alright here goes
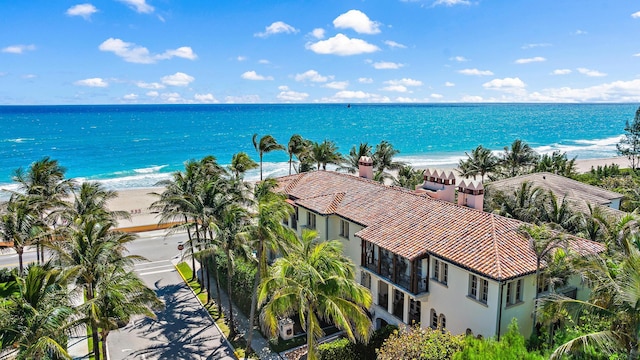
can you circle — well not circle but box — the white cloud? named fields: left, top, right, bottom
left=237, top=56, right=247, bottom=61
left=160, top=92, right=185, bottom=103
left=311, top=28, right=325, bottom=39
left=334, top=90, right=374, bottom=99
left=450, top=56, right=468, bottom=62
left=395, top=97, right=422, bottom=103
left=258, top=59, right=270, bottom=64
left=577, top=67, right=607, bottom=77
left=194, top=93, right=219, bottom=103
left=461, top=95, right=484, bottom=102
left=99, top=38, right=197, bottom=64
left=118, top=0, right=154, bottom=14
left=634, top=53, right=640, bottom=57
left=521, top=43, right=551, bottom=49
left=445, top=81, right=455, bottom=87
left=136, top=81, right=165, bottom=89
left=515, top=56, right=546, bottom=64
left=333, top=10, right=381, bottom=34
left=277, top=89, right=309, bottom=101
left=241, top=71, right=273, bottom=81
left=552, top=69, right=572, bottom=75
left=225, top=95, right=261, bottom=103
left=294, top=70, right=330, bottom=82
left=384, top=40, right=406, bottom=49
left=146, top=91, right=159, bottom=97
left=123, top=93, right=138, bottom=100
left=22, top=74, right=36, bottom=79
left=324, top=81, right=349, bottom=90
left=385, top=78, right=422, bottom=86
left=66, top=4, right=98, bottom=20
left=574, top=29, right=587, bottom=35
left=74, top=78, right=108, bottom=87
left=632, top=11, right=640, bottom=18
left=381, top=85, right=408, bottom=92
left=161, top=72, right=194, bottom=86
left=482, top=77, right=526, bottom=94
left=306, top=34, right=379, bottom=56
left=458, top=68, right=494, bottom=76
left=431, top=93, right=444, bottom=99
left=255, top=21, right=298, bottom=38
left=358, top=77, right=373, bottom=84
left=2, top=44, right=36, bottom=54
left=434, top=0, right=470, bottom=6
left=372, top=61, right=404, bottom=69
left=536, top=79, right=640, bottom=102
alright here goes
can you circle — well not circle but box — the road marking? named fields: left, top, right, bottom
left=133, top=264, right=174, bottom=271
left=138, top=268, right=176, bottom=276
left=134, top=260, right=172, bottom=266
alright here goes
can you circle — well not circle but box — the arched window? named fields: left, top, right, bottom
left=439, top=314, right=446, bottom=329
left=430, top=309, right=438, bottom=329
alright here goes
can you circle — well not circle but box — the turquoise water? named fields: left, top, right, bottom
left=0, top=103, right=635, bottom=190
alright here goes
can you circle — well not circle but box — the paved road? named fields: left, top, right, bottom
left=107, top=231, right=236, bottom=360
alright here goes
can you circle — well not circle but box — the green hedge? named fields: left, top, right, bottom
left=318, top=325, right=397, bottom=360
left=202, top=250, right=256, bottom=316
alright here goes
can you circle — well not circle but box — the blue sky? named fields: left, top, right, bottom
left=2, top=0, right=640, bottom=104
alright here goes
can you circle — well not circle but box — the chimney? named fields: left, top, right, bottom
left=457, top=179, right=484, bottom=211
left=416, top=168, right=456, bottom=202
left=358, top=156, right=373, bottom=179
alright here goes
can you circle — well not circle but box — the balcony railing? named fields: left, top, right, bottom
left=397, top=273, right=411, bottom=291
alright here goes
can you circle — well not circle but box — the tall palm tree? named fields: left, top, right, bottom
left=49, top=221, right=140, bottom=360
left=541, top=191, right=579, bottom=233
left=338, top=142, right=372, bottom=174
left=310, top=140, right=343, bottom=171
left=258, top=229, right=373, bottom=360
left=12, top=157, right=73, bottom=263
left=500, top=139, right=539, bottom=177
left=245, top=179, right=296, bottom=355
left=488, top=181, right=546, bottom=224
left=393, top=165, right=423, bottom=190
left=458, top=145, right=499, bottom=182
left=229, top=151, right=258, bottom=179
left=253, top=134, right=285, bottom=180
left=372, top=140, right=405, bottom=177
left=0, top=263, right=77, bottom=360
left=575, top=203, right=609, bottom=243
left=534, top=151, right=577, bottom=177
left=88, top=263, right=163, bottom=360
left=62, top=182, right=130, bottom=226
left=287, top=134, right=308, bottom=175
left=0, top=197, right=39, bottom=274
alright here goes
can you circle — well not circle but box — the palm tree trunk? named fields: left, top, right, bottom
left=212, top=255, right=222, bottom=314
left=246, top=241, right=262, bottom=356
left=307, top=316, right=316, bottom=360
left=226, top=251, right=235, bottom=337
left=36, top=243, right=40, bottom=263
left=17, top=248, right=23, bottom=275
left=101, top=331, right=109, bottom=360
left=87, top=285, right=101, bottom=360
left=260, top=154, right=263, bottom=181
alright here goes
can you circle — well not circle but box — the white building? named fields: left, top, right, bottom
left=276, top=165, right=603, bottom=339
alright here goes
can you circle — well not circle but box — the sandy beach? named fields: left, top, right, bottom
left=110, top=156, right=631, bottom=229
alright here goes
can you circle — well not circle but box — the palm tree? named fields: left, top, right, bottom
left=287, top=134, right=308, bottom=175
left=487, top=181, right=546, bottom=224
left=541, top=191, right=579, bottom=232
left=518, top=224, right=567, bottom=334
left=258, top=229, right=373, bottom=360
left=539, top=248, right=640, bottom=359
left=49, top=221, right=140, bottom=360
left=245, top=179, right=296, bottom=355
left=89, top=263, right=163, bottom=360
left=458, top=145, right=499, bottom=182
left=575, top=203, right=609, bottom=243
left=393, top=165, right=423, bottom=190
left=229, top=152, right=258, bottom=179
left=253, top=134, right=285, bottom=180
left=0, top=263, right=77, bottom=360
left=500, top=139, right=539, bottom=177
left=534, top=151, right=577, bottom=177
left=12, top=157, right=74, bottom=263
left=338, top=142, right=372, bottom=174
left=0, top=197, right=39, bottom=274
left=310, top=140, right=343, bottom=171
left=372, top=140, right=405, bottom=177
left=62, top=182, right=130, bottom=226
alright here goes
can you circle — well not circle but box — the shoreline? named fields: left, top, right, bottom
left=109, top=156, right=631, bottom=229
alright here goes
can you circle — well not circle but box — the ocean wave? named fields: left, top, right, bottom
left=532, top=135, right=623, bottom=159
left=133, top=165, right=168, bottom=174
left=4, top=138, right=35, bottom=143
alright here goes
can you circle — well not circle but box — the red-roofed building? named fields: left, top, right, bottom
left=276, top=168, right=604, bottom=339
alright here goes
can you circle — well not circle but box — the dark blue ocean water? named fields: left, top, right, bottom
left=0, top=103, right=635, bottom=190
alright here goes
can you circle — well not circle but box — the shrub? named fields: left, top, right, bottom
left=376, top=325, right=464, bottom=360
left=454, top=319, right=543, bottom=360
left=318, top=338, right=356, bottom=360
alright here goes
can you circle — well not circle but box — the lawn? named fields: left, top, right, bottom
left=175, top=262, right=256, bottom=359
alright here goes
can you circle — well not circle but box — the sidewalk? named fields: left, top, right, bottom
left=190, top=259, right=284, bottom=360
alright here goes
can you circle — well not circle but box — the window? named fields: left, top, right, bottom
left=432, top=259, right=448, bottom=285
left=340, top=220, right=349, bottom=238
left=506, top=279, right=523, bottom=305
left=439, top=314, right=446, bottom=329
left=430, top=309, right=438, bottom=329
left=537, top=275, right=549, bottom=294
left=468, top=274, right=489, bottom=304
left=307, top=212, right=316, bottom=229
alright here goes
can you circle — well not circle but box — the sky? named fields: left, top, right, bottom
left=2, top=0, right=640, bottom=105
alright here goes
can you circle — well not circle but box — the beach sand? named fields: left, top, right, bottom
left=110, top=157, right=631, bottom=229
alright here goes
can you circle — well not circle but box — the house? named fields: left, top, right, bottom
left=487, top=172, right=625, bottom=219
left=275, top=161, right=604, bottom=339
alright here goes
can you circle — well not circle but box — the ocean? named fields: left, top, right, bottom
left=0, top=103, right=635, bottom=192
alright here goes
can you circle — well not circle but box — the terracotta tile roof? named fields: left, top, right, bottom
left=277, top=171, right=605, bottom=281
left=488, top=172, right=625, bottom=219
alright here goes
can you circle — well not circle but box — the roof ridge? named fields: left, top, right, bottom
left=283, top=173, right=305, bottom=193
left=490, top=214, right=504, bottom=280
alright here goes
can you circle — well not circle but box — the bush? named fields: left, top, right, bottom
left=318, top=338, right=356, bottom=360
left=201, top=250, right=256, bottom=316
left=317, top=325, right=397, bottom=360
left=377, top=325, right=464, bottom=360
left=454, top=319, right=543, bottom=360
